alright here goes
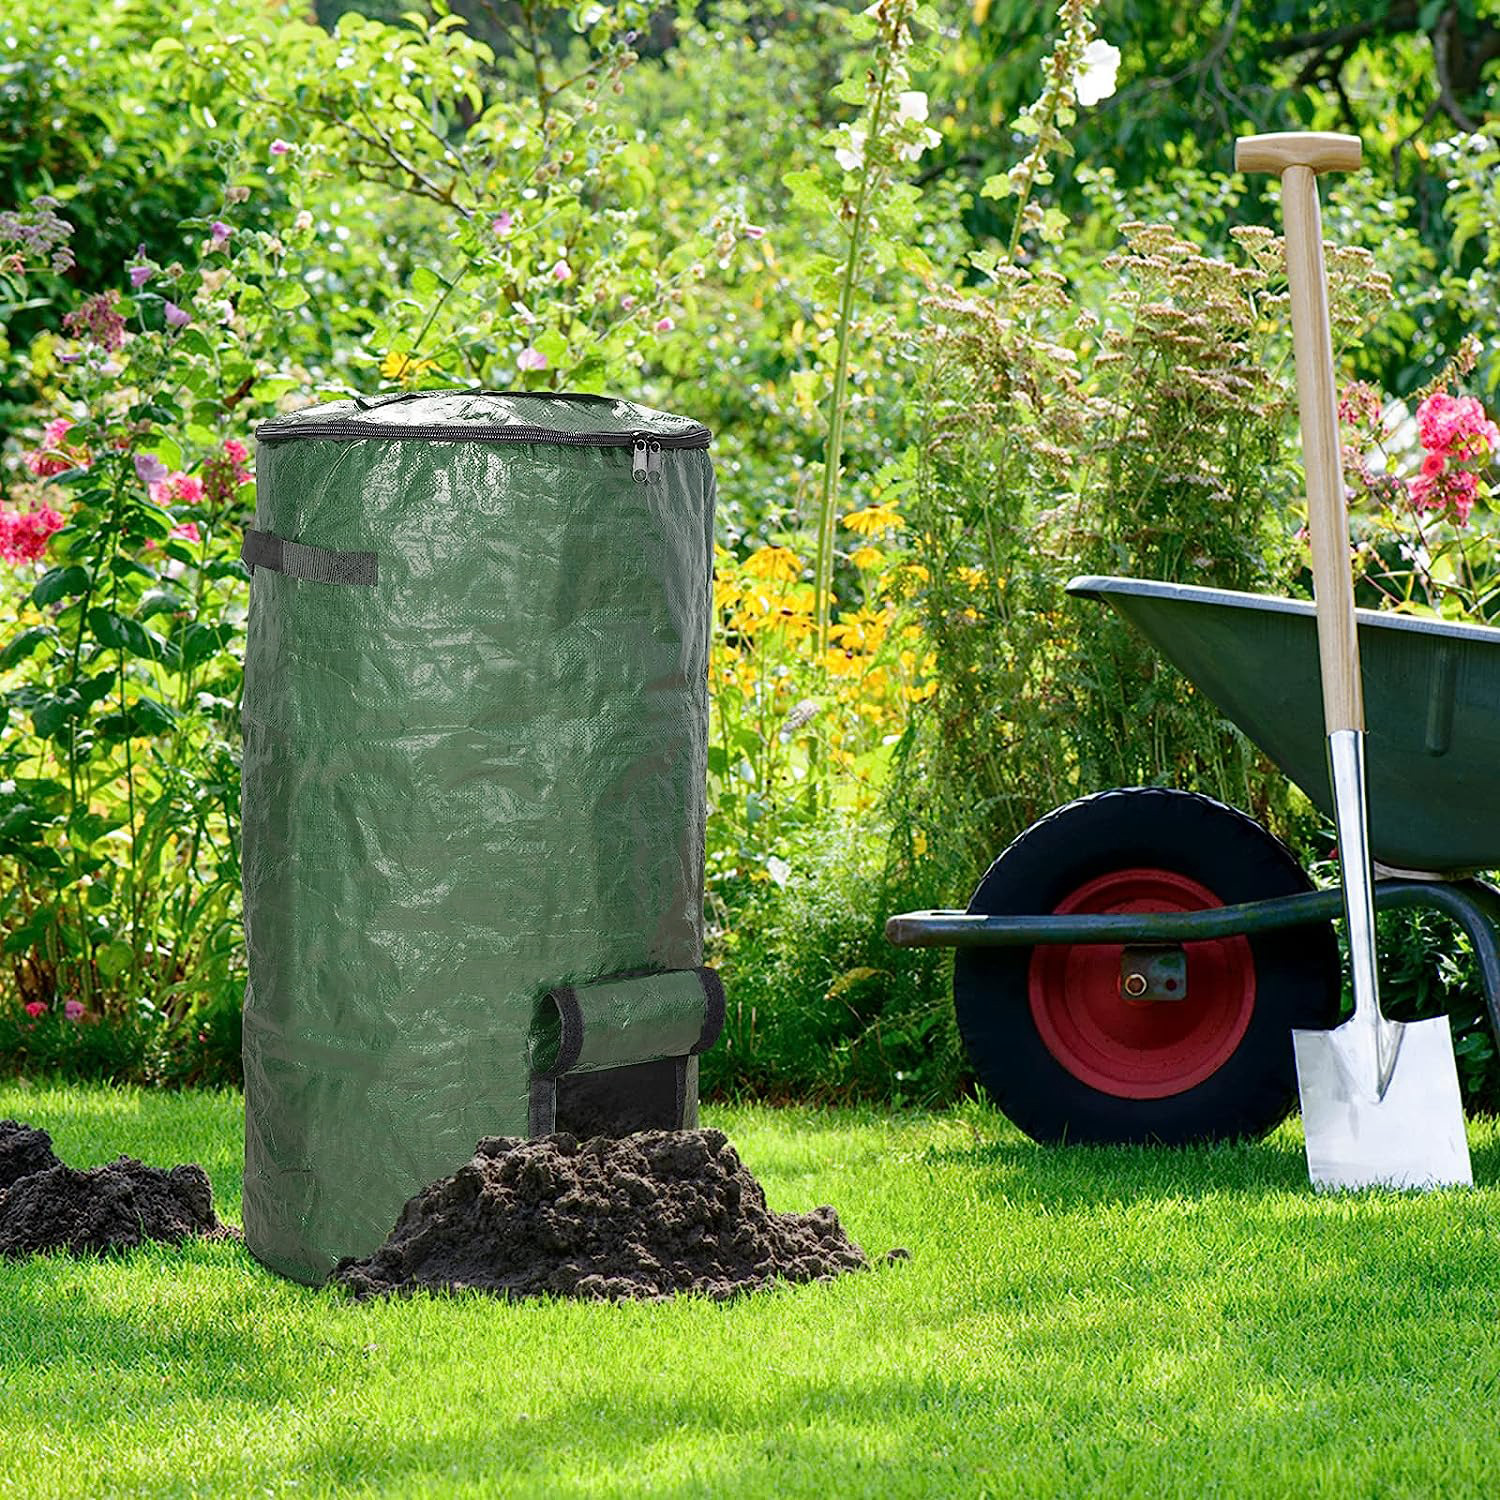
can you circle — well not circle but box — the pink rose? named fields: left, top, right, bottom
left=23, top=1001, right=47, bottom=1018
left=64, top=999, right=85, bottom=1022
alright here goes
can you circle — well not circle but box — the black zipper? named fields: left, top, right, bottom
left=254, top=419, right=712, bottom=451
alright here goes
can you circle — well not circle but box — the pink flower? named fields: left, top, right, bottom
left=134, top=453, right=169, bottom=487
left=550, top=259, right=572, bottom=282
left=620, top=294, right=637, bottom=310
left=149, top=471, right=205, bottom=506
left=204, top=439, right=252, bottom=505
left=1417, top=391, right=1500, bottom=460
left=23, top=418, right=89, bottom=478
left=64, top=999, right=85, bottom=1022
left=23, top=1001, right=47, bottom=1019
left=0, top=506, right=66, bottom=564
left=653, top=316, right=675, bottom=334
left=62, top=289, right=126, bottom=351
left=516, top=346, right=548, bottom=372
left=742, top=224, right=767, bottom=241
left=1337, top=381, right=1382, bottom=431
left=270, top=139, right=292, bottom=157
left=164, top=301, right=190, bottom=328
left=491, top=211, right=515, bottom=237
left=209, top=222, right=232, bottom=251
left=171, top=521, right=201, bottom=544
left=129, top=264, right=153, bottom=289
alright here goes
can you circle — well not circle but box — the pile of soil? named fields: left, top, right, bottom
left=332, top=1128, right=874, bottom=1302
left=0, top=1119, right=235, bottom=1257
left=0, top=1119, right=61, bottom=1190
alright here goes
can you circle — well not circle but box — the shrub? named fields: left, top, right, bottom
left=704, top=813, right=956, bottom=1107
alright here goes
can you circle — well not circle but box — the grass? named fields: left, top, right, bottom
left=4, top=1084, right=1500, bottom=1498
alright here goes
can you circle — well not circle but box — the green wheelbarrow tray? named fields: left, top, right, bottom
left=1068, top=575, right=1500, bottom=876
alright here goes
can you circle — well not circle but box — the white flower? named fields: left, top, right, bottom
left=899, top=126, right=942, bottom=163
left=896, top=90, right=929, bottom=124
left=834, top=126, right=866, bottom=172
left=1074, top=39, right=1121, bottom=108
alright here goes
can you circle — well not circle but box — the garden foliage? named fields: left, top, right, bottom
left=2, top=0, right=1498, bottom=1104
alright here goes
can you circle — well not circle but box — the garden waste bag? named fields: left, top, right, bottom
left=239, top=391, right=721, bottom=1285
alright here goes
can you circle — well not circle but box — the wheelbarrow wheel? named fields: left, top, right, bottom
left=954, top=787, right=1341, bottom=1145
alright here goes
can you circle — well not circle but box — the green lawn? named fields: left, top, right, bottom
left=4, top=1084, right=1500, bottom=1498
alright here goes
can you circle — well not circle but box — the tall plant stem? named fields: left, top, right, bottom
left=812, top=53, right=898, bottom=663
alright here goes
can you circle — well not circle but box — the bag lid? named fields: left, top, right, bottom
left=255, top=390, right=711, bottom=448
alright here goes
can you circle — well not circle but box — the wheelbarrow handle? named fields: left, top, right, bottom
left=1236, top=131, right=1364, bottom=734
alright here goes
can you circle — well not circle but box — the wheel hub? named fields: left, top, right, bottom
left=1028, top=867, right=1256, bottom=1100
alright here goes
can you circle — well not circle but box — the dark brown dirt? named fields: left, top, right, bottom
left=0, top=1119, right=61, bottom=1191
left=0, top=1119, right=236, bottom=1258
left=331, top=1128, right=870, bottom=1302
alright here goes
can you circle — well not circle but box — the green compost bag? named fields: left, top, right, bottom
left=240, top=392, right=720, bottom=1284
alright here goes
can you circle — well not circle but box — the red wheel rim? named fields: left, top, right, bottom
left=1028, top=867, right=1256, bottom=1100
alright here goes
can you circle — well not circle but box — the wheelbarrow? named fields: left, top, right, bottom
left=884, top=575, right=1500, bottom=1148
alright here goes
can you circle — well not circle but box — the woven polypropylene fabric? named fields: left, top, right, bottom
left=240, top=393, right=716, bottom=1285
left=528, top=968, right=724, bottom=1079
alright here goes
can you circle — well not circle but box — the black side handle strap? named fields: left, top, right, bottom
left=241, top=529, right=378, bottom=586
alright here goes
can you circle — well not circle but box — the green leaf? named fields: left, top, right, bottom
left=32, top=565, right=92, bottom=607
left=783, top=169, right=835, bottom=217
left=270, top=280, right=309, bottom=310
left=138, top=588, right=188, bottom=621
left=0, top=626, right=57, bottom=669
left=410, top=267, right=446, bottom=296
left=181, top=620, right=236, bottom=668
left=534, top=328, right=569, bottom=365
left=96, top=696, right=178, bottom=739
left=88, top=608, right=179, bottom=666
left=252, top=374, right=301, bottom=400
left=95, top=940, right=136, bottom=979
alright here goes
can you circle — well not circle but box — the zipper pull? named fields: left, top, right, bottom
left=647, top=439, right=664, bottom=482
left=631, top=437, right=649, bottom=483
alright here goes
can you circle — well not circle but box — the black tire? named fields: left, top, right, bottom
left=955, top=788, right=1340, bottom=1145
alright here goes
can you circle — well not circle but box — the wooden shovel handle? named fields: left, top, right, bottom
left=1236, top=132, right=1364, bottom=733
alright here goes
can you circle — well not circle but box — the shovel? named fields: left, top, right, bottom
left=1235, top=131, right=1472, bottom=1190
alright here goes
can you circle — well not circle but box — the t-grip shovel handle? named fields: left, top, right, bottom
left=1236, top=131, right=1399, bottom=1095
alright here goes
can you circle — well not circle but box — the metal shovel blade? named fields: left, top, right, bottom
left=1293, top=1016, right=1473, bottom=1190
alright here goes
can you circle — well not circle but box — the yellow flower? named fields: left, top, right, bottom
left=379, top=350, right=437, bottom=381
left=742, top=545, right=804, bottom=582
left=956, top=565, right=986, bottom=590
left=850, top=545, right=884, bottom=570
left=842, top=504, right=905, bottom=536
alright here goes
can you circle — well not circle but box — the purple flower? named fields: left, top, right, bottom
left=134, top=453, right=168, bottom=487
left=209, top=222, right=231, bottom=250
left=269, top=139, right=292, bottom=157
left=516, top=347, right=548, bottom=372
left=742, top=224, right=767, bottom=241
left=164, top=301, right=190, bottom=328
left=64, top=999, right=85, bottom=1022
left=129, top=264, right=153, bottom=288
